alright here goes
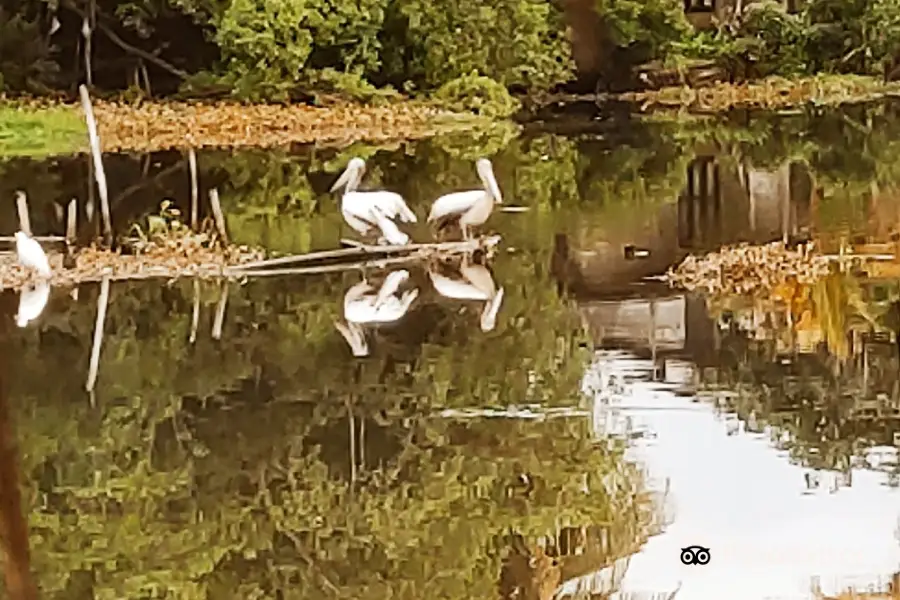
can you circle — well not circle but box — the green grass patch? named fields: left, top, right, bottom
left=0, top=103, right=86, bottom=158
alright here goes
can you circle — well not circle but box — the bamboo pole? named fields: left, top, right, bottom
left=78, top=84, right=112, bottom=241
left=85, top=273, right=111, bottom=392
left=208, top=188, right=228, bottom=244
left=211, top=280, right=228, bottom=340
left=188, top=149, right=199, bottom=230
left=14, top=192, right=30, bottom=236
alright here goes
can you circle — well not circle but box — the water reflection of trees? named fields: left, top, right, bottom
left=8, top=242, right=656, bottom=598
left=698, top=310, right=900, bottom=477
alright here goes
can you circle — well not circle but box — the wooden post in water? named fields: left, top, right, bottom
left=208, top=188, right=228, bottom=244
left=86, top=274, right=111, bottom=393
left=66, top=199, right=78, bottom=244
left=0, top=294, right=37, bottom=600
left=14, top=192, right=30, bottom=236
left=348, top=402, right=357, bottom=484
left=79, top=84, right=112, bottom=242
left=189, top=279, right=200, bottom=344
left=188, top=149, right=199, bottom=230
left=211, top=280, right=228, bottom=340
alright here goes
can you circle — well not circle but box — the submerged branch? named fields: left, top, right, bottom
left=234, top=235, right=502, bottom=271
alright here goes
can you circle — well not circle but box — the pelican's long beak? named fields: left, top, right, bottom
left=478, top=159, right=503, bottom=204
left=330, top=162, right=362, bottom=193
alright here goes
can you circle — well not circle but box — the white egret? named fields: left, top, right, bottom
left=330, top=158, right=417, bottom=240
left=16, top=280, right=51, bottom=328
left=343, top=270, right=419, bottom=325
left=427, top=158, right=502, bottom=240
left=14, top=231, right=51, bottom=278
left=428, top=254, right=505, bottom=331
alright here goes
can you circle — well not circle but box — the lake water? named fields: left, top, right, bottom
left=1, top=101, right=900, bottom=599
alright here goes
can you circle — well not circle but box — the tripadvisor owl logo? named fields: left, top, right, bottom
left=680, top=546, right=710, bottom=565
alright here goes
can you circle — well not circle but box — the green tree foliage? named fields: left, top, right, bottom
left=595, top=0, right=691, bottom=61
left=389, top=0, right=572, bottom=92
left=677, top=0, right=900, bottom=79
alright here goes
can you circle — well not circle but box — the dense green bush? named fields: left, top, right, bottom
left=433, top=73, right=522, bottom=118
left=676, top=0, right=900, bottom=79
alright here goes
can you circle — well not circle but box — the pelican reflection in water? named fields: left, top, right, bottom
left=335, top=269, right=420, bottom=356
left=428, top=253, right=505, bottom=332
left=16, top=280, right=51, bottom=328
left=330, top=157, right=417, bottom=245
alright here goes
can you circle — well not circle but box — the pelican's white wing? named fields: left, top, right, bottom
left=429, top=270, right=492, bottom=300
left=343, top=280, right=376, bottom=313
left=345, top=299, right=379, bottom=324
left=374, top=270, right=410, bottom=308
left=370, top=207, right=410, bottom=246
left=342, top=209, right=375, bottom=235
left=384, top=194, right=417, bottom=223
left=17, top=280, right=51, bottom=328
left=428, top=190, right=485, bottom=222
left=345, top=288, right=418, bottom=324
left=375, top=288, right=418, bottom=321
left=342, top=191, right=416, bottom=224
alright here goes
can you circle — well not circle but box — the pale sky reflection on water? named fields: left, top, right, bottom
left=570, top=351, right=900, bottom=600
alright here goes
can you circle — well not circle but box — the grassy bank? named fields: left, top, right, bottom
left=0, top=103, right=86, bottom=157
left=0, top=98, right=503, bottom=158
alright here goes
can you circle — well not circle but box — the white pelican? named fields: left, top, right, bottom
left=427, top=158, right=502, bottom=240
left=428, top=254, right=505, bottom=331
left=330, top=157, right=417, bottom=240
left=14, top=231, right=51, bottom=278
left=343, top=270, right=419, bottom=325
left=16, top=280, right=51, bottom=328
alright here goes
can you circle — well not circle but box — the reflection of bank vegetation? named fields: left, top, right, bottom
left=6, top=194, right=656, bottom=598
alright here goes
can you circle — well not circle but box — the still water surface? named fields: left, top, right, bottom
left=2, top=103, right=900, bottom=599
